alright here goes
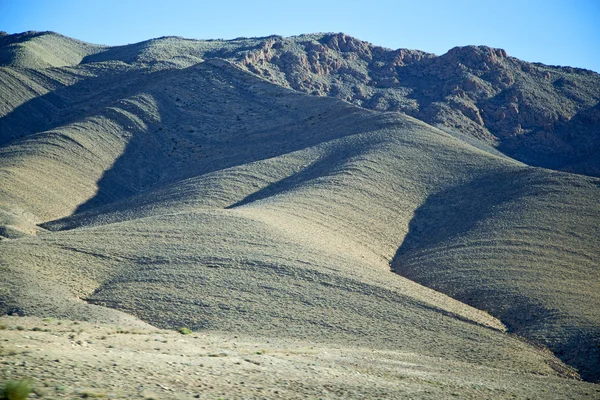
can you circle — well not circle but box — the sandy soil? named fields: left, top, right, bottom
left=2, top=316, right=598, bottom=399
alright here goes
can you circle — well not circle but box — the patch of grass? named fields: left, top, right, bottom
left=178, top=327, right=192, bottom=335
left=0, top=324, right=6, bottom=330
left=0, top=379, right=33, bottom=400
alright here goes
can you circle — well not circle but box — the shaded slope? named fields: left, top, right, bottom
left=231, top=34, right=600, bottom=176
left=0, top=57, right=579, bottom=384
left=392, top=169, right=600, bottom=381
left=0, top=58, right=384, bottom=222
left=1, top=141, right=577, bottom=386
left=0, top=62, right=164, bottom=146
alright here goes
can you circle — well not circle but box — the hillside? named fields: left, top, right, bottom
left=3, top=32, right=600, bottom=176
left=1, top=31, right=599, bottom=396
left=0, top=30, right=103, bottom=69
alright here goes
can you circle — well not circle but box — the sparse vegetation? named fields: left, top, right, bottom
left=0, top=379, right=33, bottom=400
left=178, top=327, right=192, bottom=335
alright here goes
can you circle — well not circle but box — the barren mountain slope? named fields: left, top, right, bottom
left=1, top=31, right=599, bottom=393
left=0, top=30, right=103, bottom=69
left=391, top=169, right=600, bottom=381
left=4, top=31, right=600, bottom=176
left=230, top=33, right=600, bottom=176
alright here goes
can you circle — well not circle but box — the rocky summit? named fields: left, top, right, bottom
left=0, top=31, right=599, bottom=398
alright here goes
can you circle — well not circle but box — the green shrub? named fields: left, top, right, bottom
left=0, top=379, right=33, bottom=400
left=178, top=327, right=192, bottom=335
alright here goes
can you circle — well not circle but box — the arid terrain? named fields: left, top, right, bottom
left=1, top=31, right=599, bottom=398
left=2, top=316, right=599, bottom=399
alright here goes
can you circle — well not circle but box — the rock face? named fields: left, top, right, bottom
left=227, top=34, right=600, bottom=176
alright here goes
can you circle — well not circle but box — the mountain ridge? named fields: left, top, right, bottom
left=2, top=30, right=600, bottom=177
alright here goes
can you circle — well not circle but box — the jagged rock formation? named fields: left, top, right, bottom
left=231, top=33, right=600, bottom=176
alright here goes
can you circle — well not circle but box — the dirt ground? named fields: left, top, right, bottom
left=1, top=316, right=598, bottom=399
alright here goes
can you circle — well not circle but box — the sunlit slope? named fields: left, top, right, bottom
left=72, top=32, right=600, bottom=177
left=5, top=31, right=600, bottom=176
left=0, top=59, right=374, bottom=223
left=0, top=56, right=576, bottom=379
left=0, top=31, right=104, bottom=69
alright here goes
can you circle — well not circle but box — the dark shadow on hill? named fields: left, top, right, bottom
left=391, top=169, right=600, bottom=382
left=226, top=142, right=376, bottom=209
left=492, top=102, right=600, bottom=177
left=0, top=65, right=174, bottom=146
left=391, top=170, right=524, bottom=257
left=32, top=59, right=387, bottom=219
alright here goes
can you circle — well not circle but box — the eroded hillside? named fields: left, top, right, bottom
left=1, top=31, right=599, bottom=394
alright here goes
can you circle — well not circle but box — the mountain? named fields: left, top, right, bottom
left=1, top=31, right=599, bottom=396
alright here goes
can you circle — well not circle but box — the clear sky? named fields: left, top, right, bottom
left=1, top=0, right=599, bottom=72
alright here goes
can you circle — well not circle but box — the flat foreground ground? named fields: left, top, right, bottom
left=1, top=316, right=598, bottom=399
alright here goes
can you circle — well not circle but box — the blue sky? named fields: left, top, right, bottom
left=1, top=0, right=599, bottom=72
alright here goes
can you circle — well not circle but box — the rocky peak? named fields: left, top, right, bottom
left=441, top=45, right=509, bottom=72
left=319, top=33, right=372, bottom=55
left=232, top=34, right=600, bottom=176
